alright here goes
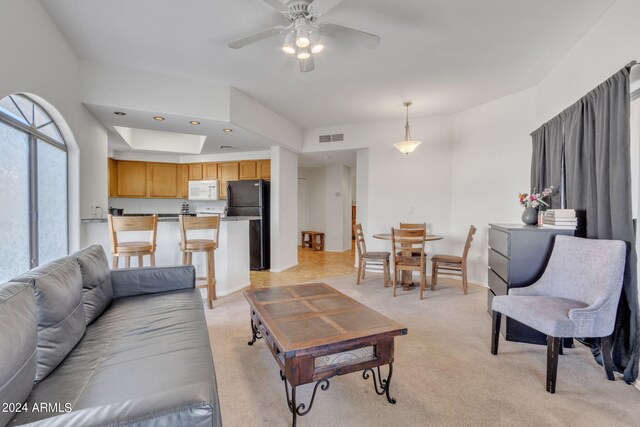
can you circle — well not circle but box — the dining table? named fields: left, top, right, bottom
left=373, top=233, right=444, bottom=291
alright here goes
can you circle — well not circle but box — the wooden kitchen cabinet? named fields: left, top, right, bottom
left=218, top=162, right=239, bottom=199
left=239, top=161, right=258, bottom=180
left=147, top=163, right=178, bottom=198
left=257, top=160, right=271, bottom=179
left=178, top=164, right=189, bottom=198
left=189, top=163, right=203, bottom=180
left=108, top=158, right=118, bottom=197
left=116, top=161, right=147, bottom=197
left=203, top=162, right=218, bottom=179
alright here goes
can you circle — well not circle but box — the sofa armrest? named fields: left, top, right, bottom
left=111, top=265, right=195, bottom=298
left=21, top=383, right=221, bottom=427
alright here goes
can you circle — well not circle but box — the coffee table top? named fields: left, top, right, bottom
left=244, top=283, right=407, bottom=357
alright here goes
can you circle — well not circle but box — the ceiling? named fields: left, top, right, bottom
left=40, top=0, right=614, bottom=129
left=85, top=103, right=274, bottom=154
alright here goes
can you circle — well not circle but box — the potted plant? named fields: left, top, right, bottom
left=518, top=187, right=554, bottom=225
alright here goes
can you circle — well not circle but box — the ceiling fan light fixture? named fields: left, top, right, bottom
left=297, top=46, right=311, bottom=60
left=394, top=102, right=422, bottom=155
left=299, top=54, right=315, bottom=73
left=309, top=31, right=324, bottom=53
left=282, top=31, right=296, bottom=54
left=295, top=22, right=310, bottom=48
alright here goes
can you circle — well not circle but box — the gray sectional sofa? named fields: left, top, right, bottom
left=0, top=245, right=222, bottom=427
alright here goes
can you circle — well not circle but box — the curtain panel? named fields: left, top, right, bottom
left=531, top=67, right=639, bottom=384
left=530, top=117, right=564, bottom=208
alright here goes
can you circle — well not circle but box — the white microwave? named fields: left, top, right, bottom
left=188, top=180, right=219, bottom=201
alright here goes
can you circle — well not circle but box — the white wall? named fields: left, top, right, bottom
left=0, top=0, right=108, bottom=251
left=298, top=167, right=327, bottom=234
left=325, top=165, right=352, bottom=252
left=304, top=116, right=455, bottom=258
left=450, top=88, right=538, bottom=283
left=270, top=146, right=298, bottom=272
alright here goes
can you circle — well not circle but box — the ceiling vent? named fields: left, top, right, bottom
left=318, top=133, right=344, bottom=143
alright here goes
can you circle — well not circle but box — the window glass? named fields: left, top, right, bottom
left=0, top=96, right=28, bottom=125
left=37, top=139, right=68, bottom=264
left=0, top=122, right=30, bottom=281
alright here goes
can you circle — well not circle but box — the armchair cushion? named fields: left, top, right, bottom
left=492, top=295, right=588, bottom=337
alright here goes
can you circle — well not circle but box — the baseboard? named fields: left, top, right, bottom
left=214, top=282, right=251, bottom=297
left=354, top=268, right=489, bottom=288
left=270, top=262, right=298, bottom=273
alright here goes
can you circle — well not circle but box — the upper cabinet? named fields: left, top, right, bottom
left=239, top=161, right=257, bottom=180
left=218, top=162, right=239, bottom=200
left=189, top=163, right=203, bottom=181
left=108, top=158, right=270, bottom=199
left=116, top=161, right=147, bottom=197
left=203, top=163, right=218, bottom=180
left=257, top=160, right=271, bottom=179
left=147, top=163, right=178, bottom=198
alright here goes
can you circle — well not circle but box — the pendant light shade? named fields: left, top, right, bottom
left=282, top=31, right=296, bottom=54
left=394, top=101, right=421, bottom=155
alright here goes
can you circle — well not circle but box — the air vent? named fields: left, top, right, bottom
left=318, top=134, right=344, bottom=143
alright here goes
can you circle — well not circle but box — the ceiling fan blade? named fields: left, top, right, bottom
left=261, top=0, right=288, bottom=13
left=308, top=0, right=344, bottom=16
left=319, top=23, right=380, bottom=49
left=227, top=26, right=285, bottom=49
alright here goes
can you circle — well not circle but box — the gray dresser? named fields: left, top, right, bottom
left=488, top=224, right=575, bottom=345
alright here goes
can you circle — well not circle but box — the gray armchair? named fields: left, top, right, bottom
left=491, top=235, right=626, bottom=393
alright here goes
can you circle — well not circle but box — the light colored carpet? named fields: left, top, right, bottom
left=203, top=274, right=640, bottom=427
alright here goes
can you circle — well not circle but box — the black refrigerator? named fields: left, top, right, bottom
left=226, top=179, right=270, bottom=270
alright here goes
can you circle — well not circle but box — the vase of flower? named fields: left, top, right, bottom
left=518, top=187, right=554, bottom=226
left=521, top=206, right=538, bottom=225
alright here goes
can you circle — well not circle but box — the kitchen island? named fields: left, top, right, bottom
left=81, top=215, right=258, bottom=297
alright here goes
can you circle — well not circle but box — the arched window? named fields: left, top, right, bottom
left=0, top=94, right=68, bottom=281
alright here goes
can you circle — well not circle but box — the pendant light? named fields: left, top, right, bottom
left=393, top=101, right=422, bottom=155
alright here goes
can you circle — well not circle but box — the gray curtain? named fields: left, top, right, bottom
left=530, top=117, right=564, bottom=208
left=563, top=67, right=639, bottom=384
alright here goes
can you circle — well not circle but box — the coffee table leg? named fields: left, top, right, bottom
left=280, top=370, right=330, bottom=427
left=247, top=318, right=262, bottom=346
left=362, top=363, right=396, bottom=404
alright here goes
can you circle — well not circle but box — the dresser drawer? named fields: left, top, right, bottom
left=488, top=268, right=508, bottom=296
left=489, top=228, right=510, bottom=257
left=488, top=249, right=509, bottom=283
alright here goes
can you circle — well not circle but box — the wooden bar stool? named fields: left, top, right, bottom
left=107, top=214, right=158, bottom=269
left=179, top=214, right=220, bottom=309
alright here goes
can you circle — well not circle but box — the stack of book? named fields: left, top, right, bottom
left=542, top=209, right=580, bottom=229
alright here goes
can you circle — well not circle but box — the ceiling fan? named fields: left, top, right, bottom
left=227, top=0, right=381, bottom=72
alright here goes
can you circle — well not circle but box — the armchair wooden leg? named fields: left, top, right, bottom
left=601, top=335, right=615, bottom=381
left=357, top=257, right=363, bottom=284
left=491, top=311, right=501, bottom=355
left=431, top=262, right=437, bottom=291
left=546, top=336, right=561, bottom=393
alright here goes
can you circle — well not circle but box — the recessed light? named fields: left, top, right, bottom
left=114, top=111, right=126, bottom=116
left=153, top=116, right=165, bottom=121
left=222, top=128, right=233, bottom=133
left=189, top=121, right=201, bottom=125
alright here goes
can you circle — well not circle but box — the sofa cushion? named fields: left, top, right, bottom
left=0, top=282, right=37, bottom=427
left=70, top=245, right=113, bottom=324
left=13, top=258, right=86, bottom=382
left=9, top=288, right=220, bottom=426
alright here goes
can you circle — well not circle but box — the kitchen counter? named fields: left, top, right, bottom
left=81, top=215, right=260, bottom=223
left=81, top=216, right=255, bottom=297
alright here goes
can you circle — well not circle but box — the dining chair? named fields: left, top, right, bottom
left=431, top=225, right=477, bottom=294
left=108, top=214, right=158, bottom=269
left=179, top=214, right=220, bottom=309
left=355, top=223, right=390, bottom=287
left=399, top=222, right=428, bottom=272
left=491, top=235, right=626, bottom=393
left=391, top=227, right=427, bottom=299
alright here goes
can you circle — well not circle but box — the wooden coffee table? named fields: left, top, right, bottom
left=244, top=283, right=408, bottom=426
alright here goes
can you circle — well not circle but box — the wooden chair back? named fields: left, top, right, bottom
left=461, top=225, right=477, bottom=261
left=355, top=223, right=367, bottom=257
left=399, top=222, right=427, bottom=230
left=391, top=227, right=426, bottom=266
left=107, top=214, right=158, bottom=252
left=179, top=214, right=221, bottom=248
